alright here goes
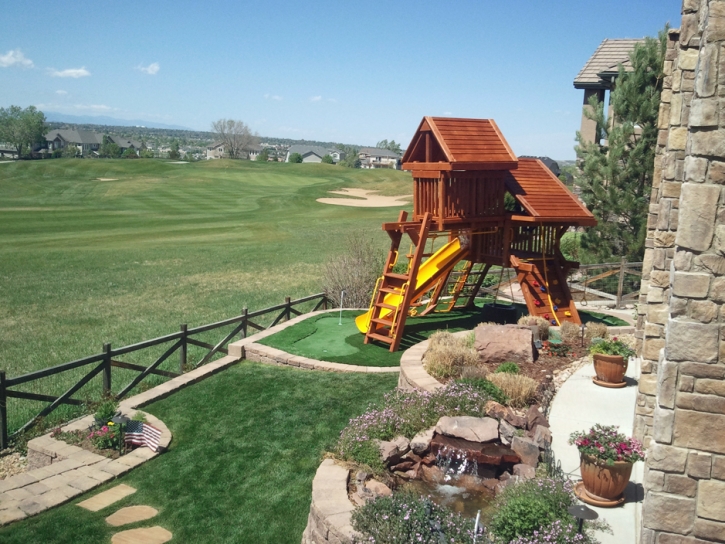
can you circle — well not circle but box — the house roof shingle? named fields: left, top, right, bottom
left=573, top=39, right=644, bottom=89
left=46, top=129, right=103, bottom=145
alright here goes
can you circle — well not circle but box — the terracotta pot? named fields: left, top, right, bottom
left=592, top=353, right=627, bottom=384
left=580, top=454, right=632, bottom=501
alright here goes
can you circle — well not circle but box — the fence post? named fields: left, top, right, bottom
left=103, top=343, right=112, bottom=397
left=285, top=296, right=291, bottom=321
left=616, top=256, right=627, bottom=308
left=241, top=307, right=248, bottom=339
left=0, top=371, right=7, bottom=450
left=323, top=296, right=328, bottom=310
left=179, top=324, right=187, bottom=373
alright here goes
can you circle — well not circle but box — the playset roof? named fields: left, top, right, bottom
left=505, top=158, right=596, bottom=226
left=401, top=116, right=518, bottom=171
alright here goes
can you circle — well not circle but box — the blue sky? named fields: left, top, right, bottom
left=1, top=1, right=680, bottom=159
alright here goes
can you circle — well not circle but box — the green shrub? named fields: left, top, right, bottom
left=548, top=343, right=571, bottom=357
left=94, top=400, right=118, bottom=423
left=489, top=477, right=576, bottom=543
left=494, top=362, right=520, bottom=374
left=455, top=377, right=509, bottom=405
left=352, top=491, right=477, bottom=543
left=589, top=338, right=636, bottom=358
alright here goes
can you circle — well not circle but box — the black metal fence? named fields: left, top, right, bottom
left=0, top=293, right=328, bottom=449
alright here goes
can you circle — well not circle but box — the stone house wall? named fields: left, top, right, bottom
left=638, top=1, right=725, bottom=542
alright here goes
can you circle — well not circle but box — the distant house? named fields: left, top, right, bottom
left=46, top=129, right=103, bottom=156
left=248, top=144, right=264, bottom=161
left=107, top=135, right=143, bottom=154
left=206, top=142, right=225, bottom=160
left=358, top=147, right=401, bottom=169
left=285, top=145, right=342, bottom=163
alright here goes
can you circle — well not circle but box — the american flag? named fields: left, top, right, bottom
left=124, top=421, right=161, bottom=452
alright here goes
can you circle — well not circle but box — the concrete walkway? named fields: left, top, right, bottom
left=549, top=356, right=643, bottom=544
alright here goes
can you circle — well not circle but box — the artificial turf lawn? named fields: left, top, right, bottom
left=0, top=362, right=398, bottom=544
left=257, top=305, right=629, bottom=366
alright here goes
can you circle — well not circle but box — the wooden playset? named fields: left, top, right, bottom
left=356, top=116, right=597, bottom=351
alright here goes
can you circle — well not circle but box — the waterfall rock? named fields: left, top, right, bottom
left=365, top=480, right=392, bottom=498
left=499, top=420, right=516, bottom=446
left=526, top=405, right=549, bottom=431
left=410, top=427, right=436, bottom=455
left=377, top=436, right=410, bottom=465
left=533, top=425, right=552, bottom=449
left=435, top=416, right=499, bottom=443
left=430, top=434, right=521, bottom=466
left=511, top=436, right=540, bottom=467
left=513, top=463, right=536, bottom=480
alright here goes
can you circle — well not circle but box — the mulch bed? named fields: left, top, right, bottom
left=51, top=430, right=121, bottom=460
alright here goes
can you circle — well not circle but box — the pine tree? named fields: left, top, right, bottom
left=575, top=28, right=668, bottom=261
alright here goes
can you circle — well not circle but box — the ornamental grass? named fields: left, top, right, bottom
left=423, top=330, right=479, bottom=380
left=486, top=372, right=538, bottom=408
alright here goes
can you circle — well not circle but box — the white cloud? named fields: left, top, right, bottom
left=310, top=95, right=322, bottom=102
left=56, top=90, right=68, bottom=95
left=264, top=93, right=282, bottom=101
left=0, top=49, right=34, bottom=68
left=443, top=111, right=453, bottom=116
left=137, top=62, right=160, bottom=75
left=48, top=67, right=90, bottom=78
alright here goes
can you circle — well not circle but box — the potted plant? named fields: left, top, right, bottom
left=569, top=424, right=644, bottom=507
left=589, top=338, right=635, bottom=388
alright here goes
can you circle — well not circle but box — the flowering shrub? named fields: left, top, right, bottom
left=335, top=382, right=491, bottom=472
left=489, top=477, right=577, bottom=543
left=508, top=519, right=590, bottom=544
left=569, top=424, right=644, bottom=465
left=352, top=491, right=477, bottom=544
left=89, top=424, right=118, bottom=450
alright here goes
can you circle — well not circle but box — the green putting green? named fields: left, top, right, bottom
left=258, top=302, right=629, bottom=366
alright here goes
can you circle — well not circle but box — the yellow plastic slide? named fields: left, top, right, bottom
left=355, top=237, right=467, bottom=333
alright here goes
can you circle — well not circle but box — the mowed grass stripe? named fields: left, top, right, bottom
left=0, top=158, right=411, bottom=432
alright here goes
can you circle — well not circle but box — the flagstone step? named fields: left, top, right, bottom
left=77, top=484, right=137, bottom=512
left=111, top=526, right=172, bottom=544
left=106, top=505, right=158, bottom=526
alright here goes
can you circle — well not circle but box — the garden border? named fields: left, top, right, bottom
left=229, top=309, right=400, bottom=374
left=301, top=459, right=356, bottom=544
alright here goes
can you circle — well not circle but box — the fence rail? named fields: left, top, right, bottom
left=0, top=293, right=328, bottom=449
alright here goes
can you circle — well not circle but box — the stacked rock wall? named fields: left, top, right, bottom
left=638, top=1, right=725, bottom=542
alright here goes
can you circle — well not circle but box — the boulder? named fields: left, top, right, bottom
left=504, top=410, right=527, bottom=429
left=511, top=436, right=540, bottom=467
left=499, top=420, right=516, bottom=446
left=474, top=325, right=537, bottom=365
left=526, top=405, right=549, bottom=431
left=410, top=427, right=436, bottom=455
left=533, top=426, right=552, bottom=450
left=391, top=461, right=415, bottom=472
left=435, top=416, right=499, bottom=443
left=373, top=481, right=392, bottom=496
left=485, top=401, right=508, bottom=420
left=513, top=463, right=537, bottom=480
left=378, top=436, right=410, bottom=465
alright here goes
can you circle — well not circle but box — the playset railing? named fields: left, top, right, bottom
left=0, top=293, right=328, bottom=449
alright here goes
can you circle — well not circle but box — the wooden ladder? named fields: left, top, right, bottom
left=443, top=261, right=492, bottom=311
left=364, top=212, right=431, bottom=352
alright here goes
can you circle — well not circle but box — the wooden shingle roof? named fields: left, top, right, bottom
left=505, top=158, right=596, bottom=226
left=402, top=116, right=517, bottom=171
left=573, top=39, right=643, bottom=89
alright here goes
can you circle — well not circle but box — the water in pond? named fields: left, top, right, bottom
left=402, top=479, right=494, bottom=519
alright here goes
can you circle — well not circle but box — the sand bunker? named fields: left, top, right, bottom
left=317, top=188, right=412, bottom=208
left=97, top=178, right=119, bottom=181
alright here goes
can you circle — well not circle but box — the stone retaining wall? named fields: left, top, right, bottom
left=301, top=459, right=355, bottom=544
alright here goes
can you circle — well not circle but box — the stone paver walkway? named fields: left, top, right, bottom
left=106, top=505, right=159, bottom=526
left=111, top=526, right=172, bottom=544
left=549, top=356, right=642, bottom=544
left=78, top=484, right=137, bottom=512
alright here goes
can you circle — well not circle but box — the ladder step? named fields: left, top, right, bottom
left=367, top=332, right=394, bottom=344
left=384, top=272, right=409, bottom=281
left=371, top=316, right=394, bottom=325
left=377, top=303, right=397, bottom=311
left=380, top=286, right=403, bottom=295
